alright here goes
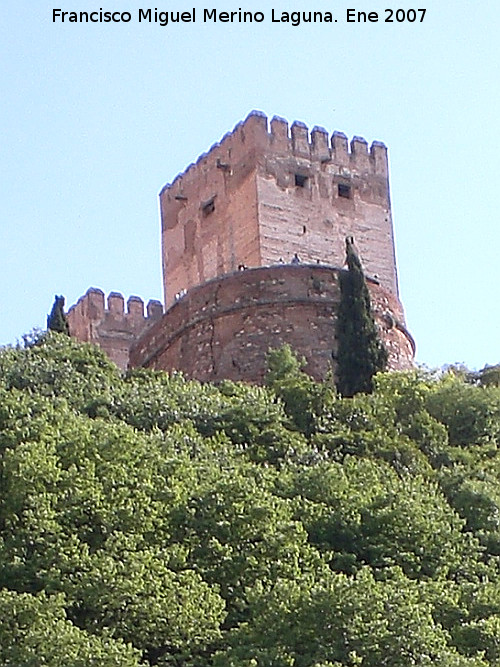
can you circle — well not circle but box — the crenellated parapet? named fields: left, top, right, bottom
left=67, top=288, right=163, bottom=370
left=161, top=111, right=388, bottom=197
left=160, top=111, right=397, bottom=310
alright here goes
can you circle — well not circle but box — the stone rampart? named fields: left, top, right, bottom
left=67, top=288, right=163, bottom=370
left=67, top=112, right=413, bottom=383
left=130, top=265, right=414, bottom=383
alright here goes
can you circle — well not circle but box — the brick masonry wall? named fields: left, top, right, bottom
left=256, top=122, right=397, bottom=293
left=67, top=288, right=163, bottom=370
left=160, top=111, right=400, bottom=312
left=160, top=114, right=265, bottom=306
left=130, top=265, right=414, bottom=383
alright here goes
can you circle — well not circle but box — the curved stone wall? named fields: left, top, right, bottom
left=130, top=265, right=414, bottom=383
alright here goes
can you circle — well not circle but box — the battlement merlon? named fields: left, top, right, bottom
left=66, top=288, right=164, bottom=370
left=67, top=288, right=163, bottom=337
left=159, top=110, right=389, bottom=199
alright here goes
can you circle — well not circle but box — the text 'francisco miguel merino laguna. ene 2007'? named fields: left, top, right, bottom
left=52, top=8, right=346, bottom=26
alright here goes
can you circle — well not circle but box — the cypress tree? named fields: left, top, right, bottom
left=47, top=295, right=70, bottom=335
left=336, top=237, right=387, bottom=396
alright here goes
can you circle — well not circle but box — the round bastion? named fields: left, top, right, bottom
left=130, top=264, right=415, bottom=383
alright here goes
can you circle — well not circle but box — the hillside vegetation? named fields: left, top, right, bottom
left=1, top=334, right=500, bottom=666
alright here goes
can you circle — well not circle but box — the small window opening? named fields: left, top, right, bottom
left=302, top=225, right=307, bottom=234
left=201, top=197, right=215, bottom=216
left=338, top=183, right=351, bottom=199
left=295, top=174, right=308, bottom=188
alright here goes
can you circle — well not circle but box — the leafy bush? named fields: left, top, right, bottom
left=1, top=334, right=500, bottom=664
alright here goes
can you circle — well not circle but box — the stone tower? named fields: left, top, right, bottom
left=160, top=110, right=398, bottom=306
left=68, top=112, right=414, bottom=379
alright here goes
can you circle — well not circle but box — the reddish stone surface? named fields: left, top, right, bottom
left=130, top=265, right=414, bottom=383
left=67, top=289, right=163, bottom=370
left=161, top=112, right=399, bottom=308
left=68, top=112, right=415, bottom=379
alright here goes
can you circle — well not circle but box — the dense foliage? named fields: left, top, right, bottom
left=336, top=238, right=388, bottom=397
left=1, top=333, right=500, bottom=665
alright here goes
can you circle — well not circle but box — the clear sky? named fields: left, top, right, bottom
left=1, top=1, right=498, bottom=369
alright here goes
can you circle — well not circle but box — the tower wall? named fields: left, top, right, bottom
left=130, top=265, right=414, bottom=383
left=256, top=117, right=397, bottom=294
left=160, top=111, right=400, bottom=312
left=160, top=113, right=267, bottom=306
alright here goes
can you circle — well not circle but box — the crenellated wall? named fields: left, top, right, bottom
left=130, top=265, right=414, bottom=383
left=67, top=288, right=163, bottom=369
left=160, top=111, right=399, bottom=310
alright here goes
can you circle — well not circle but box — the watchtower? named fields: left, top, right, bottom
left=68, top=112, right=414, bottom=378
left=160, top=110, right=399, bottom=306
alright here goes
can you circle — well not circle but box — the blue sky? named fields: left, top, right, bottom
left=1, top=1, right=498, bottom=369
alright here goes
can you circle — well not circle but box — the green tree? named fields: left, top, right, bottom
left=479, top=365, right=500, bottom=388
left=0, top=331, right=120, bottom=416
left=214, top=569, right=489, bottom=667
left=266, top=345, right=335, bottom=437
left=0, top=590, right=145, bottom=666
left=284, top=456, right=476, bottom=579
left=3, top=333, right=500, bottom=665
left=425, top=374, right=500, bottom=446
left=47, top=294, right=70, bottom=334
left=168, top=463, right=327, bottom=627
left=336, top=237, right=388, bottom=397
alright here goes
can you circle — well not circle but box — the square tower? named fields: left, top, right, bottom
left=160, top=111, right=399, bottom=306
